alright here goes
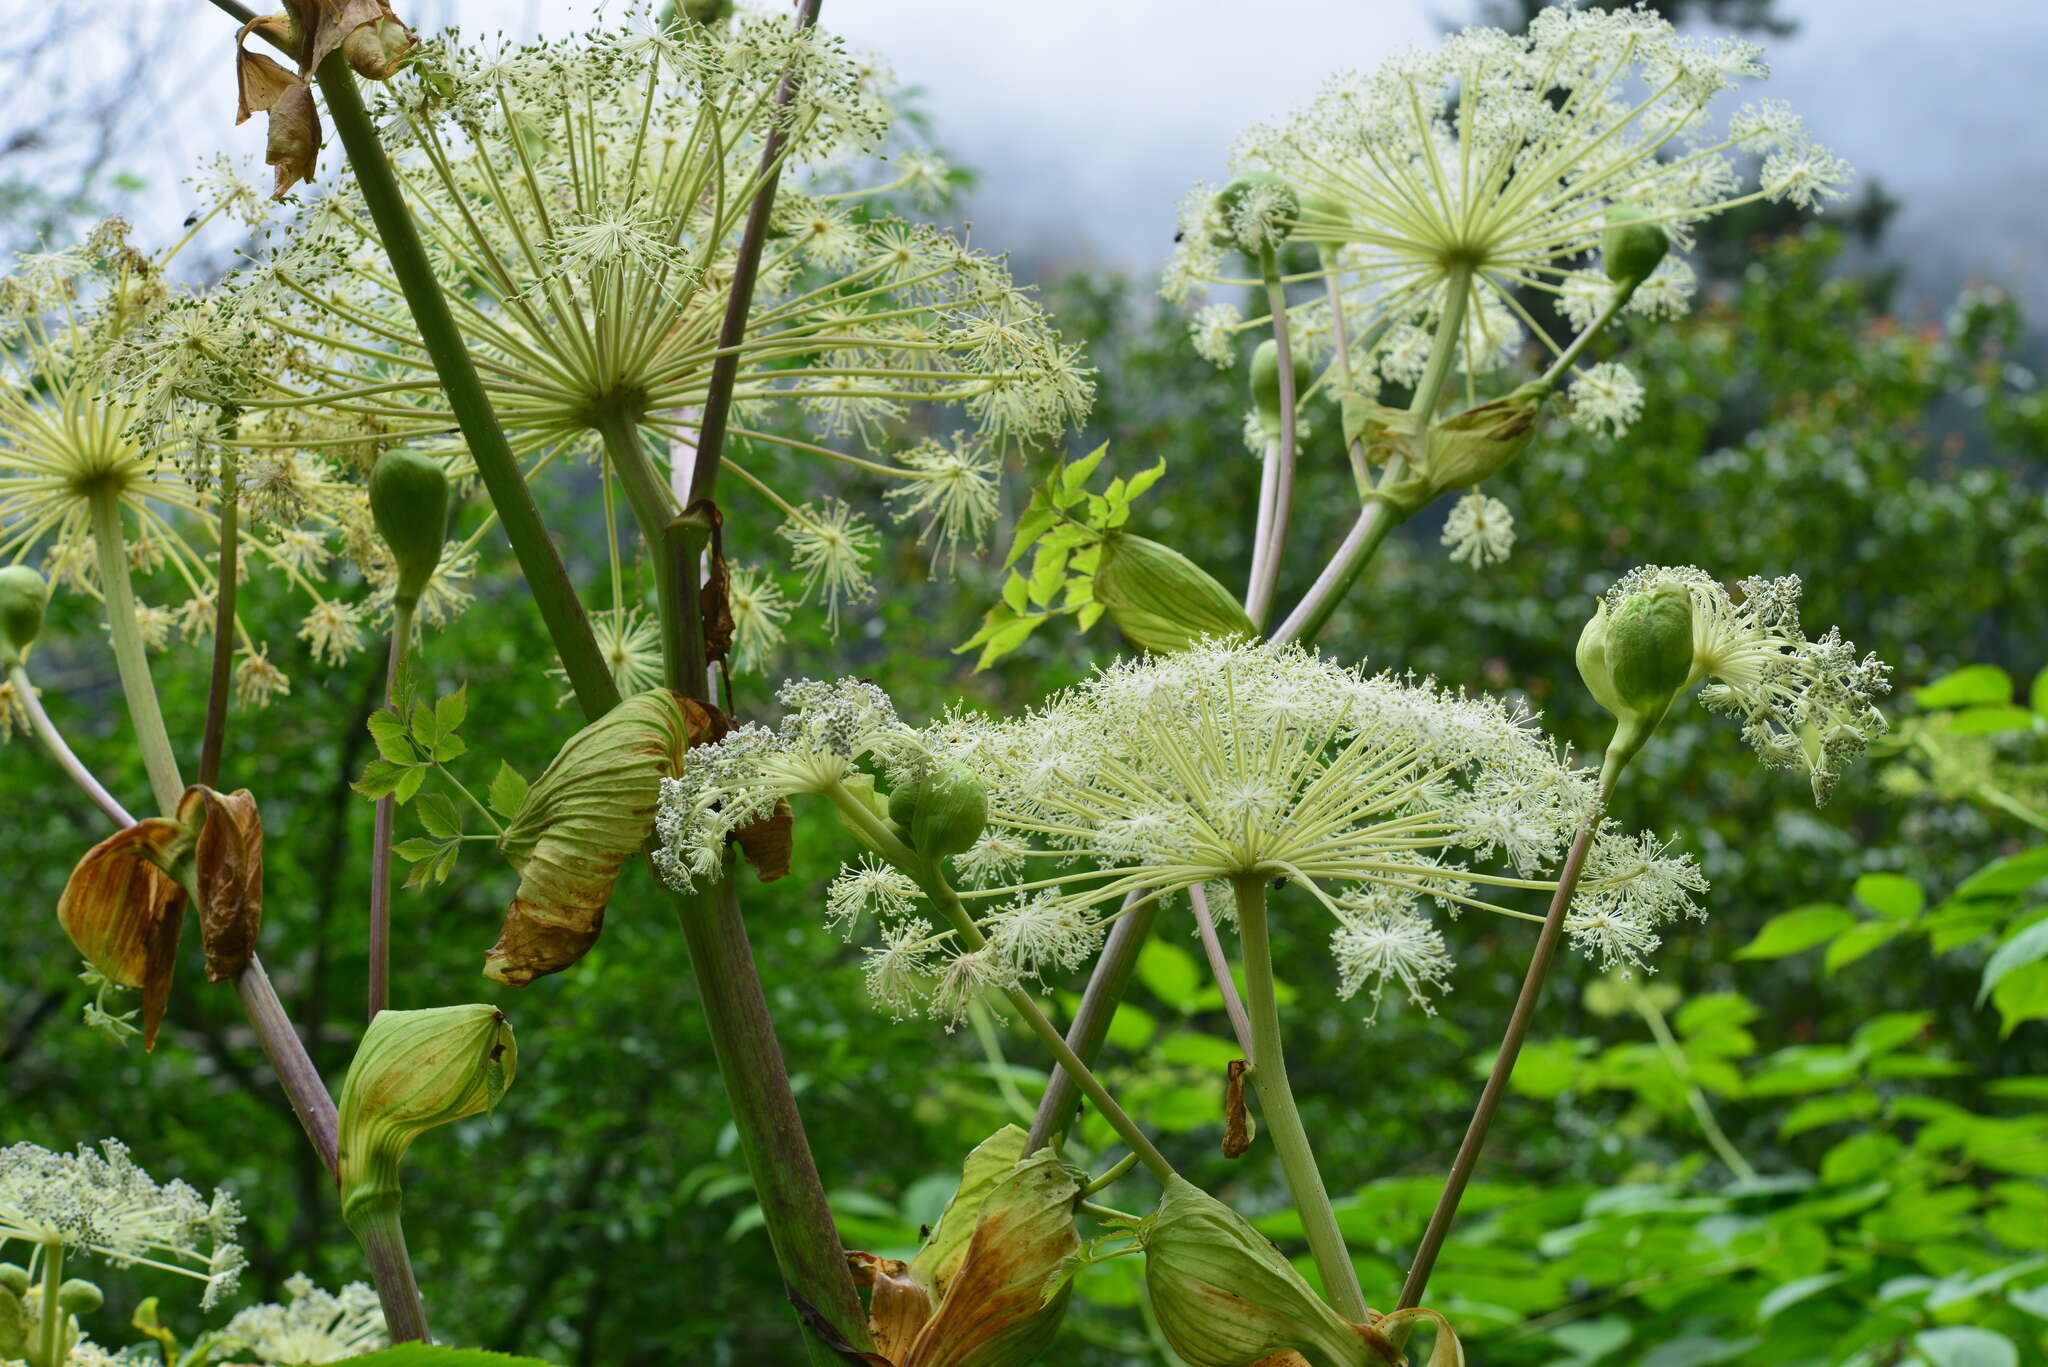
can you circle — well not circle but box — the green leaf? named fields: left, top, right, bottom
left=433, top=731, right=469, bottom=763
left=415, top=793, right=462, bottom=840
left=1914, top=1327, right=2018, bottom=1367
left=1778, top=1090, right=1880, bottom=1139
left=1125, top=458, right=1166, bottom=502
left=1059, top=443, right=1107, bottom=496
left=1674, top=992, right=1759, bottom=1036
left=435, top=684, right=469, bottom=737
left=1820, top=1130, right=1901, bottom=1185
left=331, top=1348, right=557, bottom=1366
left=2032, top=666, right=2048, bottom=718
left=1991, top=961, right=2048, bottom=1037
left=1137, top=940, right=1201, bottom=1013
left=1734, top=904, right=1854, bottom=960
left=1025, top=543, right=1070, bottom=608
left=1002, top=502, right=1059, bottom=571
left=367, top=711, right=417, bottom=765
left=408, top=699, right=441, bottom=752
left=1914, top=664, right=2012, bottom=709
left=1955, top=846, right=2048, bottom=899
left=1851, top=1011, right=1931, bottom=1057
left=1979, top=916, right=2048, bottom=1006
left=352, top=758, right=407, bottom=801
left=1824, top=920, right=1904, bottom=974
left=488, top=762, right=529, bottom=820
left=1756, top=1271, right=1846, bottom=1322
left=1950, top=704, right=2039, bottom=736
left=394, top=765, right=428, bottom=806
left=391, top=837, right=443, bottom=862
left=1853, top=873, right=1924, bottom=920
left=1001, top=571, right=1029, bottom=614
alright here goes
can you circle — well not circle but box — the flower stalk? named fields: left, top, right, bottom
left=87, top=488, right=183, bottom=815
left=196, top=436, right=238, bottom=789
left=1244, top=246, right=1299, bottom=627
left=367, top=595, right=414, bottom=1018
left=1025, top=894, right=1159, bottom=1151
left=1229, top=873, right=1369, bottom=1323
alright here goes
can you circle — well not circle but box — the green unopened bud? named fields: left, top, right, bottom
left=1213, top=174, right=1299, bottom=256
left=1250, top=340, right=1311, bottom=444
left=337, top=1004, right=516, bottom=1227
left=0, top=1266, right=27, bottom=1297
left=889, top=763, right=988, bottom=862
left=1141, top=1177, right=1396, bottom=1367
left=1577, top=583, right=1695, bottom=769
left=1602, top=203, right=1670, bottom=288
left=367, top=450, right=449, bottom=606
left=1094, top=532, right=1257, bottom=654
left=342, top=13, right=415, bottom=80
left=0, top=565, right=48, bottom=670
left=0, top=1283, right=22, bottom=1361
left=55, top=1281, right=102, bottom=1317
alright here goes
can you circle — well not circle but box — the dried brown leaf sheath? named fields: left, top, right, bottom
left=189, top=787, right=264, bottom=984
left=1223, top=1059, right=1255, bottom=1158
left=484, top=690, right=717, bottom=986
left=57, top=819, right=191, bottom=1050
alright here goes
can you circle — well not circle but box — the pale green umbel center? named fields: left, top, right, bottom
left=222, top=24, right=1086, bottom=626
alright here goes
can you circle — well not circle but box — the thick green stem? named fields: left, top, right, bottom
left=33, top=1241, right=63, bottom=1367
left=309, top=57, right=617, bottom=720
left=368, top=597, right=415, bottom=1018
left=1395, top=762, right=1624, bottom=1313
left=88, top=490, right=183, bottom=815
left=345, top=1199, right=430, bottom=1344
left=1272, top=263, right=1472, bottom=646
left=1230, top=874, right=1369, bottom=1322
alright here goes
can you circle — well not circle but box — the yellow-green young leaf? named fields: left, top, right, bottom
left=1991, top=960, right=2048, bottom=1037
left=1852, top=873, right=1925, bottom=921
left=1979, top=916, right=2048, bottom=1006
left=1949, top=705, right=2039, bottom=736
left=1824, top=920, right=1905, bottom=974
left=1914, top=664, right=2012, bottom=710
left=1734, top=904, right=1855, bottom=960
left=2032, top=667, right=2048, bottom=717
left=483, top=689, right=714, bottom=986
left=486, top=762, right=528, bottom=820
left=907, top=1126, right=1029, bottom=1303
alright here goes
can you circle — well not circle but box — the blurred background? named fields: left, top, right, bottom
left=5, top=2, right=2047, bottom=1366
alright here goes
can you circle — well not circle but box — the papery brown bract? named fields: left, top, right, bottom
left=485, top=689, right=717, bottom=985
left=188, top=786, right=264, bottom=983
left=56, top=819, right=192, bottom=1050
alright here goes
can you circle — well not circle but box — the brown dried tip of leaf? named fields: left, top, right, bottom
left=732, top=797, right=794, bottom=883
left=57, top=819, right=192, bottom=1051
left=185, top=786, right=264, bottom=984
left=1222, top=1058, right=1254, bottom=1159
left=235, top=18, right=319, bottom=199
left=847, top=1252, right=930, bottom=1367
left=483, top=690, right=719, bottom=987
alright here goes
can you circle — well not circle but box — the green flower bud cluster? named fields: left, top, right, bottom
left=1093, top=532, right=1257, bottom=654
left=0, top=565, right=47, bottom=671
left=367, top=450, right=450, bottom=607
left=1212, top=174, right=1300, bottom=256
left=336, top=1004, right=516, bottom=1227
left=1577, top=579, right=1696, bottom=770
left=1251, top=339, right=1311, bottom=445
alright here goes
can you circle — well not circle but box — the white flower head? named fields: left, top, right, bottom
left=1440, top=491, right=1515, bottom=567
left=0, top=1140, right=245, bottom=1309
left=1568, top=362, right=1646, bottom=438
left=1605, top=565, right=1892, bottom=803
left=1330, top=886, right=1455, bottom=1023
left=221, top=1274, right=388, bottom=1364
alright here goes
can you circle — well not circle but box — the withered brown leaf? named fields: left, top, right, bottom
left=185, top=786, right=265, bottom=984
left=1223, top=1058, right=1255, bottom=1158
left=57, top=819, right=194, bottom=1051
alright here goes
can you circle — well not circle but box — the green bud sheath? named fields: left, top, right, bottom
left=1141, top=1177, right=1395, bottom=1367
left=0, top=564, right=48, bottom=670
left=1251, top=339, right=1312, bottom=444
left=337, top=1004, right=517, bottom=1227
left=54, top=1281, right=101, bottom=1317
left=1094, top=532, right=1257, bottom=654
left=367, top=450, right=450, bottom=605
left=1577, top=583, right=1695, bottom=769
left=1601, top=202, right=1671, bottom=288
left=0, top=1265, right=28, bottom=1297
left=888, top=763, right=989, bottom=862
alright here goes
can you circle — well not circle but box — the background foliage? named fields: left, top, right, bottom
left=5, top=8, right=2048, bottom=1367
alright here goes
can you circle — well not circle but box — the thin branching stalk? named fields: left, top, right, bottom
left=196, top=434, right=238, bottom=789
left=1230, top=873, right=1369, bottom=1322
left=1628, top=978, right=1757, bottom=1183
left=9, top=664, right=134, bottom=826
left=367, top=597, right=414, bottom=1019
left=1395, top=757, right=1623, bottom=1313
left=1244, top=246, right=1299, bottom=627
left=1273, top=263, right=1474, bottom=646
left=1026, top=892, right=1159, bottom=1151
left=87, top=489, right=183, bottom=815
left=1191, top=884, right=1253, bottom=1055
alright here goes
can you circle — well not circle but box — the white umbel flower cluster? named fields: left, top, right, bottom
left=1605, top=566, right=1892, bottom=803
left=1166, top=5, right=1849, bottom=434
left=0, top=1141, right=244, bottom=1309
left=220, top=1274, right=389, bottom=1364
left=1440, top=491, right=1516, bottom=567
left=656, top=641, right=1709, bottom=1023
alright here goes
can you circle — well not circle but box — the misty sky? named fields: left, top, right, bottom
left=35, top=0, right=2048, bottom=321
